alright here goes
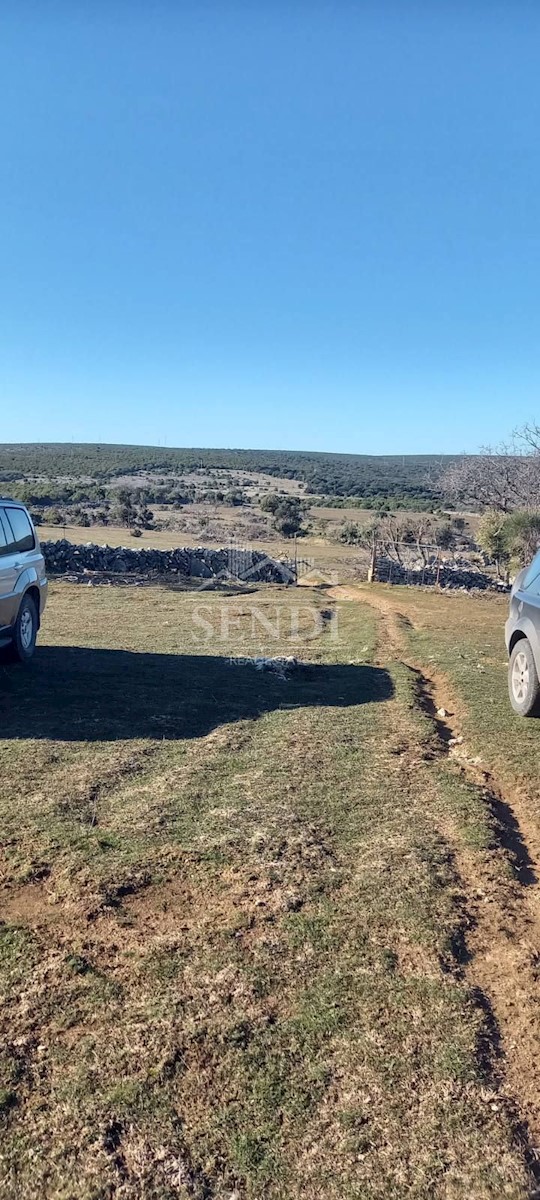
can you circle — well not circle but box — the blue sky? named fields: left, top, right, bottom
left=1, top=2, right=539, bottom=454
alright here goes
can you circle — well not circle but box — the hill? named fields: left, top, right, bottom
left=0, top=443, right=456, bottom=501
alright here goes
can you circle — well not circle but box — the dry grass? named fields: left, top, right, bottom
left=0, top=583, right=531, bottom=1198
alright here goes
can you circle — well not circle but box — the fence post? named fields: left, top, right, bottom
left=367, top=542, right=377, bottom=583
left=435, top=550, right=441, bottom=589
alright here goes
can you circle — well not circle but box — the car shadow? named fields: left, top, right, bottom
left=0, top=646, right=394, bottom=742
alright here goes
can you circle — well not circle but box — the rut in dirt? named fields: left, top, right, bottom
left=408, top=649, right=540, bottom=1190
left=408, top=662, right=536, bottom=883
left=345, top=584, right=540, bottom=1186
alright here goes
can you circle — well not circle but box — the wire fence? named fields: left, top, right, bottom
left=372, top=543, right=502, bottom=590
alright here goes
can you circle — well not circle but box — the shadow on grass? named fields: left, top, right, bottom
left=0, top=646, right=393, bottom=742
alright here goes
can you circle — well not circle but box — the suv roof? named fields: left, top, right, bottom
left=0, top=498, right=23, bottom=506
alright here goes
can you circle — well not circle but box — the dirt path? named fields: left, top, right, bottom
left=331, top=583, right=540, bottom=1183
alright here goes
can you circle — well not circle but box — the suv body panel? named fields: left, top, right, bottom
left=505, top=551, right=540, bottom=676
left=0, top=501, right=48, bottom=640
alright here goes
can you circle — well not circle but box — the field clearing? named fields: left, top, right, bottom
left=311, top=506, right=481, bottom=536
left=109, top=470, right=306, bottom=496
left=0, top=582, right=537, bottom=1196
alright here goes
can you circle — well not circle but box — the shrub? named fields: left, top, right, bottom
left=477, top=509, right=540, bottom=577
left=260, top=493, right=305, bottom=537
left=224, top=489, right=247, bottom=506
left=503, top=511, right=540, bottom=568
left=42, top=507, right=65, bottom=525
left=338, top=521, right=362, bottom=545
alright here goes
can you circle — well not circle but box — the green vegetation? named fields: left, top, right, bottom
left=310, top=493, right=438, bottom=511
left=393, top=583, right=540, bottom=788
left=0, top=442, right=455, bottom=501
left=110, top=487, right=155, bottom=530
left=478, top=508, right=540, bottom=575
left=260, top=493, right=307, bottom=537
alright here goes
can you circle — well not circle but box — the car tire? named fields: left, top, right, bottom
left=508, top=638, right=540, bottom=717
left=9, top=594, right=38, bottom=663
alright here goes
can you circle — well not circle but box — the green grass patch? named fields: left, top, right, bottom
left=0, top=585, right=530, bottom=1198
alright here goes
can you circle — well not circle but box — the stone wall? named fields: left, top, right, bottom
left=373, top=554, right=508, bottom=592
left=41, top=539, right=296, bottom=585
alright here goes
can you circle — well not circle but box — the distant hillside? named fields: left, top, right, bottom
left=0, top=443, right=457, bottom=501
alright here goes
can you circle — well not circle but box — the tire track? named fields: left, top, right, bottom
left=330, top=584, right=540, bottom=1189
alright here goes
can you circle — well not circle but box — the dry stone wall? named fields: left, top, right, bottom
left=373, top=554, right=508, bottom=591
left=41, top=539, right=295, bottom=585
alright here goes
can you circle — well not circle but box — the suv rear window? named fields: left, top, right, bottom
left=1, top=507, right=35, bottom=554
left=522, top=551, right=540, bottom=592
left=0, top=512, right=9, bottom=553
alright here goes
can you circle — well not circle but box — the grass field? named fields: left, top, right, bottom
left=0, top=581, right=537, bottom=1197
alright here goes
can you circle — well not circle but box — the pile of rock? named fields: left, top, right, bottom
left=41, top=539, right=296, bottom=585
left=374, top=554, right=508, bottom=592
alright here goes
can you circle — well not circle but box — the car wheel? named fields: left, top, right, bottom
left=10, top=594, right=38, bottom=663
left=509, top=638, right=540, bottom=716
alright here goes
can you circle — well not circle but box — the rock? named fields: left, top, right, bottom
left=373, top=553, right=509, bottom=592
left=188, top=556, right=213, bottom=579
left=40, top=540, right=295, bottom=586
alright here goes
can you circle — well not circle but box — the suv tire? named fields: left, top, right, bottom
left=509, top=637, right=540, bottom=717
left=9, top=594, right=38, bottom=663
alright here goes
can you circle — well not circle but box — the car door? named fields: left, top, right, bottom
left=0, top=506, right=36, bottom=628
left=510, top=551, right=540, bottom=660
left=0, top=507, right=25, bottom=629
left=520, top=558, right=540, bottom=620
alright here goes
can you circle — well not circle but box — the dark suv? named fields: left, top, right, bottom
left=506, top=550, right=540, bottom=715
left=0, top=501, right=48, bottom=661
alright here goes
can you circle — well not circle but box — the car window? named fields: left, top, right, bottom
left=0, top=511, right=10, bottom=555
left=525, top=573, right=540, bottom=598
left=3, top=507, right=35, bottom=554
left=522, top=552, right=540, bottom=593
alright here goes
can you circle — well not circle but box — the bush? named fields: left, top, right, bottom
left=338, top=521, right=362, bottom=545
left=477, top=509, right=540, bottom=576
left=260, top=493, right=305, bottom=537
left=224, top=489, right=246, bottom=506
left=434, top=522, right=455, bottom=550
left=42, top=507, right=65, bottom=525
left=504, top=511, right=540, bottom=568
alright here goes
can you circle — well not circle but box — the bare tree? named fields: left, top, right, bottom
left=514, top=421, right=540, bottom=455
left=440, top=442, right=540, bottom=512
left=377, top=515, right=406, bottom=564
left=376, top=514, right=443, bottom=566
left=409, top=515, right=436, bottom=565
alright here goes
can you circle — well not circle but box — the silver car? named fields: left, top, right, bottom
left=506, top=549, right=540, bottom=716
left=0, top=500, right=48, bottom=661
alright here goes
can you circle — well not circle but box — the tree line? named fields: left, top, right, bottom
left=0, top=443, right=455, bottom=502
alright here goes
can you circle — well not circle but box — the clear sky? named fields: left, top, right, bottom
left=1, top=2, right=539, bottom=454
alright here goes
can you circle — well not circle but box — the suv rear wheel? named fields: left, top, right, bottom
left=10, top=594, right=38, bottom=663
left=509, top=637, right=540, bottom=716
